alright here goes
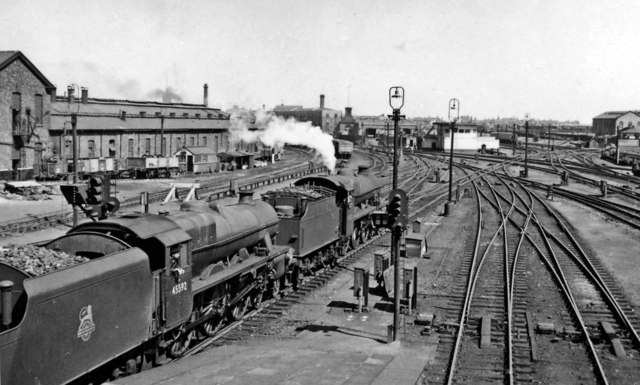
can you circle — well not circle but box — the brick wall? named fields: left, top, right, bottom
left=0, top=59, right=52, bottom=180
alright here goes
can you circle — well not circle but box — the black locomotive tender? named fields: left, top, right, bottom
left=0, top=167, right=384, bottom=384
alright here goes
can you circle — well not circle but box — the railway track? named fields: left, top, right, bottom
left=0, top=149, right=320, bottom=238
left=421, top=163, right=640, bottom=384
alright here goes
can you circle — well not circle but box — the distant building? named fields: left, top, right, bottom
left=272, top=94, right=342, bottom=134
left=593, top=111, right=640, bottom=137
left=423, top=122, right=499, bottom=151
left=334, top=107, right=362, bottom=144
left=0, top=51, right=56, bottom=180
left=354, top=115, right=437, bottom=148
left=593, top=111, right=640, bottom=138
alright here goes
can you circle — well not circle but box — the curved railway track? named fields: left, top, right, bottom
left=421, top=162, right=640, bottom=384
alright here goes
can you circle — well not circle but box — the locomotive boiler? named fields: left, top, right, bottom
left=0, top=192, right=290, bottom=385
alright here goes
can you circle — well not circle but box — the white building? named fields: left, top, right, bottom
left=421, top=123, right=499, bottom=151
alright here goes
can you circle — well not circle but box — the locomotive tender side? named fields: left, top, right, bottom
left=0, top=248, right=153, bottom=385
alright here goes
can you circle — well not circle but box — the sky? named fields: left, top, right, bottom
left=2, top=0, right=639, bottom=124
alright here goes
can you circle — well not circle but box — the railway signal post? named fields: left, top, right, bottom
left=523, top=113, right=530, bottom=178
left=388, top=86, right=405, bottom=341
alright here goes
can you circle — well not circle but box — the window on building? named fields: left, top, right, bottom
left=20, top=148, right=27, bottom=168
left=108, top=139, right=116, bottom=157
left=177, top=137, right=182, bottom=149
left=140, top=111, right=146, bottom=117
left=214, top=136, right=219, bottom=153
left=170, top=112, right=176, bottom=117
left=183, top=113, right=189, bottom=117
left=128, top=139, right=134, bottom=157
left=195, top=113, right=201, bottom=118
left=65, top=139, right=72, bottom=157
left=203, top=136, right=208, bottom=146
left=12, top=93, right=21, bottom=110
left=145, top=138, right=151, bottom=155
left=35, top=94, right=43, bottom=123
left=161, top=137, right=167, bottom=156
left=190, top=137, right=195, bottom=146
left=88, top=140, right=95, bottom=158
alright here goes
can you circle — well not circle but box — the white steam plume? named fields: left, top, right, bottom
left=230, top=111, right=336, bottom=171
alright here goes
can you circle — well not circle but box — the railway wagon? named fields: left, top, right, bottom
left=262, top=167, right=383, bottom=269
left=333, top=139, right=354, bottom=159
left=35, top=157, right=117, bottom=181
left=496, top=132, right=516, bottom=143
left=118, top=156, right=179, bottom=179
left=0, top=192, right=291, bottom=384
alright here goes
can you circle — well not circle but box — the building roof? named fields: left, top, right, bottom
left=50, top=114, right=229, bottom=131
left=272, top=105, right=340, bottom=113
left=175, top=146, right=216, bottom=155
left=0, top=51, right=55, bottom=90
left=217, top=151, right=253, bottom=159
left=52, top=98, right=226, bottom=118
left=593, top=111, right=640, bottom=120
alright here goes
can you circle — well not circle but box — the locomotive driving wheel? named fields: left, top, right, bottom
left=250, top=289, right=264, bottom=309
left=166, top=326, right=195, bottom=358
left=199, top=308, right=224, bottom=337
left=359, top=225, right=371, bottom=244
left=350, top=228, right=360, bottom=249
left=230, top=296, right=250, bottom=320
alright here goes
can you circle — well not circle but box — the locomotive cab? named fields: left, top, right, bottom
left=69, top=216, right=194, bottom=333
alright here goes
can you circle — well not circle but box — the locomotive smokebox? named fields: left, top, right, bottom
left=239, top=190, right=254, bottom=204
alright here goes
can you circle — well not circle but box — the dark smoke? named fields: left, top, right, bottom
left=147, top=87, right=183, bottom=103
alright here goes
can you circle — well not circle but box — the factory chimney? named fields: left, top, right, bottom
left=320, top=94, right=325, bottom=109
left=50, top=87, right=57, bottom=103
left=345, top=107, right=352, bottom=118
left=203, top=84, right=209, bottom=107
left=81, top=87, right=88, bottom=104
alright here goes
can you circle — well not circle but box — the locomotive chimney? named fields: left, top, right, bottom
left=238, top=190, right=254, bottom=204
left=320, top=94, right=325, bottom=109
left=203, top=83, right=209, bottom=107
left=81, top=87, right=88, bottom=104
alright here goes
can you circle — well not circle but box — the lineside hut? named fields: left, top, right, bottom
left=174, top=146, right=219, bottom=174
left=217, top=151, right=253, bottom=171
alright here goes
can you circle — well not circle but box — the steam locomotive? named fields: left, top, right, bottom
left=0, top=167, right=385, bottom=384
left=262, top=166, right=384, bottom=271
left=0, top=192, right=290, bottom=384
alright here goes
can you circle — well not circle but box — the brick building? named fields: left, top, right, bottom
left=0, top=51, right=277, bottom=181
left=0, top=51, right=56, bottom=180
left=50, top=91, right=233, bottom=162
left=272, top=94, right=342, bottom=134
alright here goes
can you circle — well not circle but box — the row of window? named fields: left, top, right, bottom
left=126, top=111, right=216, bottom=119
